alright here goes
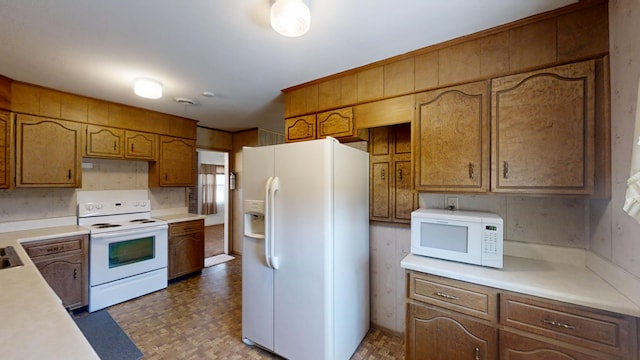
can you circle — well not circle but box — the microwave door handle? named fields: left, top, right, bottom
left=269, top=177, right=280, bottom=270
left=264, top=177, right=273, bottom=269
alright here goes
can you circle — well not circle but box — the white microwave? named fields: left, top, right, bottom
left=411, top=208, right=503, bottom=269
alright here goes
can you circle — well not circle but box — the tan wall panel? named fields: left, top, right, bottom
left=11, top=82, right=38, bottom=114
left=509, top=19, right=557, bottom=72
left=284, top=87, right=305, bottom=118
left=305, top=84, right=319, bottom=113
left=354, top=95, right=414, bottom=129
left=341, top=74, right=358, bottom=106
left=196, top=127, right=232, bottom=151
left=384, top=58, right=415, bottom=97
left=558, top=3, right=609, bottom=62
left=318, top=78, right=341, bottom=110
left=357, top=67, right=384, bottom=102
left=38, top=88, right=62, bottom=119
left=438, top=39, right=481, bottom=86
left=87, top=99, right=109, bottom=125
left=0, top=76, right=11, bottom=110
left=60, top=93, right=88, bottom=122
left=415, top=51, right=439, bottom=91
left=480, top=32, right=510, bottom=78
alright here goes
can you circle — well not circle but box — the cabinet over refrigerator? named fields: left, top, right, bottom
left=242, top=138, right=370, bottom=360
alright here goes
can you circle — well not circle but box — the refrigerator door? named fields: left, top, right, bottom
left=272, top=139, right=334, bottom=360
left=242, top=145, right=275, bottom=350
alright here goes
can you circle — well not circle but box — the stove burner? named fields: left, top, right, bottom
left=96, top=224, right=122, bottom=229
left=92, top=223, right=111, bottom=227
left=130, top=219, right=156, bottom=224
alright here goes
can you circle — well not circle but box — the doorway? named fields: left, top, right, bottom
left=195, top=149, right=231, bottom=266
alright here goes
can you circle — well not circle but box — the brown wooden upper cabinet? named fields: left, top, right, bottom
left=149, top=136, right=195, bottom=187
left=84, top=124, right=124, bottom=159
left=413, top=81, right=489, bottom=193
left=16, top=114, right=82, bottom=187
left=124, top=130, right=156, bottom=160
left=317, top=107, right=354, bottom=139
left=284, top=115, right=316, bottom=143
left=0, top=110, right=10, bottom=189
left=491, top=60, right=595, bottom=195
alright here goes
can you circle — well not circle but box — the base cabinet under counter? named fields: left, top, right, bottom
left=405, top=271, right=639, bottom=360
left=167, top=219, right=204, bottom=280
left=22, top=235, right=89, bottom=310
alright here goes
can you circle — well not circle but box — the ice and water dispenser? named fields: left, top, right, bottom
left=244, top=200, right=265, bottom=239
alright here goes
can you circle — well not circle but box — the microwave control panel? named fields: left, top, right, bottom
left=482, top=225, right=499, bottom=255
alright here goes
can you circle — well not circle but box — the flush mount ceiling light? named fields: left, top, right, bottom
left=270, top=0, right=310, bottom=37
left=133, top=78, right=163, bottom=99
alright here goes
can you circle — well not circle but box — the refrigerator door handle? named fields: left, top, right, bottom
left=264, top=176, right=274, bottom=269
left=269, top=176, right=280, bottom=270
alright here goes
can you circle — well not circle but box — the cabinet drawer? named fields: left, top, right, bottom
left=23, top=236, right=85, bottom=258
left=500, top=293, right=636, bottom=357
left=408, top=272, right=497, bottom=321
left=169, top=220, right=204, bottom=237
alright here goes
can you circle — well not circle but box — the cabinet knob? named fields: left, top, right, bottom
left=468, top=163, right=475, bottom=180
left=475, top=347, right=480, bottom=360
left=113, top=141, right=117, bottom=151
left=307, top=124, right=311, bottom=137
left=73, top=268, right=78, bottom=279
left=131, top=143, right=135, bottom=152
left=68, top=169, right=72, bottom=180
left=381, top=169, right=385, bottom=180
left=398, top=169, right=403, bottom=181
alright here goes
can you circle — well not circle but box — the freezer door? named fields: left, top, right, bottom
left=242, top=146, right=275, bottom=350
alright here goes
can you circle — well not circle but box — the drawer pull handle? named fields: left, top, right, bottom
left=542, top=319, right=575, bottom=330
left=475, top=347, right=480, bottom=360
left=73, top=268, right=78, bottom=279
left=434, top=291, right=458, bottom=300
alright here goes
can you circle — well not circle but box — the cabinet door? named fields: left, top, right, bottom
left=84, top=124, right=123, bottom=159
left=317, top=107, right=354, bottom=138
left=500, top=330, right=605, bottom=360
left=152, top=136, right=195, bottom=187
left=285, top=115, right=316, bottom=143
left=414, top=81, right=489, bottom=193
left=407, top=302, right=498, bottom=360
left=125, top=130, right=156, bottom=160
left=370, top=127, right=391, bottom=221
left=168, top=232, right=204, bottom=279
left=491, top=60, right=595, bottom=195
left=32, top=253, right=86, bottom=309
left=0, top=110, right=10, bottom=189
left=16, top=114, right=82, bottom=187
left=392, top=123, right=415, bottom=222
left=370, top=124, right=416, bottom=224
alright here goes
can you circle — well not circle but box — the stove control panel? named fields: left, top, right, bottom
left=78, top=200, right=151, bottom=217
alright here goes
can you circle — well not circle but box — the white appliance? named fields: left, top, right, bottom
left=411, top=208, right=504, bottom=268
left=77, top=190, right=168, bottom=312
left=242, top=138, right=370, bottom=360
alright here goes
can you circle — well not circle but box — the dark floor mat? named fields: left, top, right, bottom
left=74, top=310, right=143, bottom=360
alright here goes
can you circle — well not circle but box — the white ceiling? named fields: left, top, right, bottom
left=0, top=0, right=576, bottom=133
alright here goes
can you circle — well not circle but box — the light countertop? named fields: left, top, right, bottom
left=153, top=213, right=206, bottom=223
left=0, top=225, right=99, bottom=360
left=401, top=253, right=640, bottom=317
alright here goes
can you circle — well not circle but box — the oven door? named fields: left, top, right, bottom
left=90, top=224, right=168, bottom=286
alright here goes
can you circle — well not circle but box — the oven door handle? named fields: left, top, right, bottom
left=89, top=224, right=168, bottom=240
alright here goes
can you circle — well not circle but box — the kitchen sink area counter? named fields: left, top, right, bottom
left=152, top=212, right=207, bottom=223
left=0, top=224, right=99, bottom=359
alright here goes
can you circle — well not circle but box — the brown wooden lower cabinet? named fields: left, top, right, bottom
left=407, top=301, right=498, bottom=360
left=405, top=271, right=639, bottom=360
left=22, top=235, right=89, bottom=310
left=168, top=219, right=204, bottom=280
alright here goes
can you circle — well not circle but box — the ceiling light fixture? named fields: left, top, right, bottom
left=270, top=0, right=310, bottom=37
left=133, top=78, right=163, bottom=99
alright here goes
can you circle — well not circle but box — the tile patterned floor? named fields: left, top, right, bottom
left=107, top=257, right=404, bottom=359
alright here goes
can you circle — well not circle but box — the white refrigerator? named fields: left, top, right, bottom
left=242, top=138, right=370, bottom=360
